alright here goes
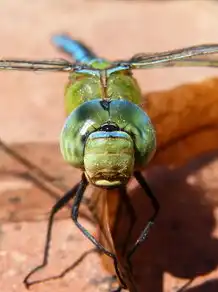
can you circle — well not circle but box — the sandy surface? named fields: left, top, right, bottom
left=1, top=1, right=218, bottom=292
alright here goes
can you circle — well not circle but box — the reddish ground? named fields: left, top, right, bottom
left=1, top=1, right=218, bottom=292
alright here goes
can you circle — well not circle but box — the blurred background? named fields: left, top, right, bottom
left=0, top=1, right=218, bottom=292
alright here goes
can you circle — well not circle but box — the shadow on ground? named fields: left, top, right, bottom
left=113, top=150, right=218, bottom=292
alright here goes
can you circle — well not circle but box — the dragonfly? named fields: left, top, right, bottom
left=2, top=35, right=218, bottom=292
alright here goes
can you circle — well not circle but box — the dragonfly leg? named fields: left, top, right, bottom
left=108, top=275, right=123, bottom=292
left=116, top=187, right=137, bottom=278
left=0, top=138, right=94, bottom=223
left=23, top=182, right=80, bottom=288
left=86, top=193, right=129, bottom=292
left=117, top=187, right=137, bottom=257
left=91, top=274, right=123, bottom=292
left=127, top=171, right=160, bottom=265
left=71, top=173, right=127, bottom=289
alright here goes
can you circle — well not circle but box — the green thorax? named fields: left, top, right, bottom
left=64, top=59, right=142, bottom=116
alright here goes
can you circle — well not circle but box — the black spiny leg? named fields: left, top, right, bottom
left=105, top=187, right=137, bottom=292
left=71, top=174, right=127, bottom=290
left=127, top=171, right=160, bottom=266
left=117, top=186, right=137, bottom=257
left=23, top=182, right=80, bottom=288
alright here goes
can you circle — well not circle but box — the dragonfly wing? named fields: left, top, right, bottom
left=91, top=187, right=138, bottom=291
left=0, top=59, right=78, bottom=72
left=117, top=44, right=218, bottom=69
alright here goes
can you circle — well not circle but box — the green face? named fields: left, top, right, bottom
left=60, top=99, right=156, bottom=187
left=84, top=131, right=134, bottom=187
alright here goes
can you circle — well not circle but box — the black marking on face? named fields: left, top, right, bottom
left=99, top=122, right=119, bottom=132
left=100, top=99, right=111, bottom=111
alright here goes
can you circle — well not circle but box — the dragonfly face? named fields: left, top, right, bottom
left=60, top=98, right=156, bottom=188
left=84, top=127, right=135, bottom=187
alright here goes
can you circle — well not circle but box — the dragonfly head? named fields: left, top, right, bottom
left=83, top=124, right=135, bottom=187
left=60, top=98, right=156, bottom=188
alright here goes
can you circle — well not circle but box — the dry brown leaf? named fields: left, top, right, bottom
left=99, top=77, right=218, bottom=289
left=145, top=78, right=218, bottom=167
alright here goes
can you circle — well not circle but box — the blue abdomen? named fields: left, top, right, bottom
left=52, top=34, right=97, bottom=63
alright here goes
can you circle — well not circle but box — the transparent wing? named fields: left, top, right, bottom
left=2, top=44, right=218, bottom=73
left=153, top=58, right=218, bottom=68
left=0, top=58, right=80, bottom=72
left=117, top=44, right=218, bottom=69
